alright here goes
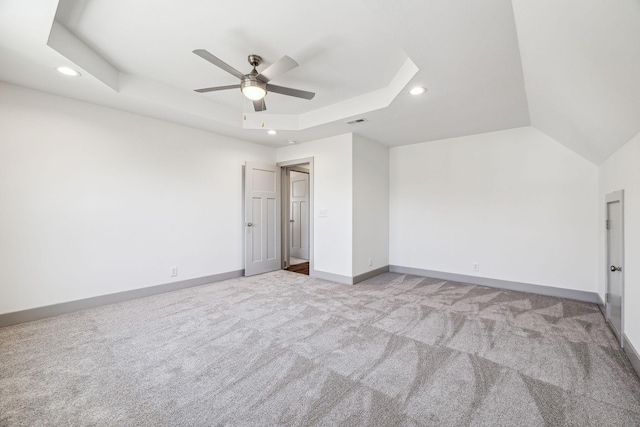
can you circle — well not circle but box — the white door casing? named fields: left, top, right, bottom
left=290, top=171, right=310, bottom=260
left=244, top=162, right=281, bottom=276
left=605, top=190, right=624, bottom=346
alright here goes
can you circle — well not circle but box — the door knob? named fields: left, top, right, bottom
left=610, top=265, right=622, bottom=272
left=289, top=219, right=294, bottom=222
left=246, top=222, right=253, bottom=227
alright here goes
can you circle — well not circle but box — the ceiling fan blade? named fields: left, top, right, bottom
left=257, top=56, right=298, bottom=82
left=194, top=84, right=240, bottom=93
left=253, top=99, right=267, bottom=112
left=193, top=49, right=245, bottom=79
left=267, top=84, right=315, bottom=100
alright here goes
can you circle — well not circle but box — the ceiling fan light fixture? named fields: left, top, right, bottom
left=241, top=76, right=267, bottom=101
left=242, top=85, right=267, bottom=101
left=409, top=86, right=426, bottom=96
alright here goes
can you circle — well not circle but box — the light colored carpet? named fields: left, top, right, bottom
left=1, top=271, right=639, bottom=426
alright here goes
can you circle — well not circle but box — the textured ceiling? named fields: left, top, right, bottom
left=0, top=0, right=638, bottom=163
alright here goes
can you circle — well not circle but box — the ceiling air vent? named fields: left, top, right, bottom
left=346, top=118, right=367, bottom=125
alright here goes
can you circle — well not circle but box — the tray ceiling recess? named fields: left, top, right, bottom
left=43, top=0, right=416, bottom=135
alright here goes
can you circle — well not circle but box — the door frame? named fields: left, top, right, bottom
left=278, top=157, right=314, bottom=274
left=605, top=190, right=625, bottom=347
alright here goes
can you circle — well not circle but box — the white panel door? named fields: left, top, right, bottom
left=245, top=162, right=281, bottom=276
left=289, top=171, right=309, bottom=260
left=606, top=192, right=624, bottom=344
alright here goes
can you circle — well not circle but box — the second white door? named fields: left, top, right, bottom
left=289, top=170, right=309, bottom=260
left=606, top=191, right=624, bottom=345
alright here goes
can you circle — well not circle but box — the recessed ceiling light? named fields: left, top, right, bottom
left=268, top=130, right=277, bottom=135
left=409, top=86, right=426, bottom=96
left=288, top=140, right=296, bottom=144
left=56, top=66, right=81, bottom=77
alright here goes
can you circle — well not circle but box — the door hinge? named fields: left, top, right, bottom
left=606, top=219, right=610, bottom=230
left=606, top=293, right=610, bottom=303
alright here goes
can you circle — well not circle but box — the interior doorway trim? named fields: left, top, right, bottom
left=278, top=157, right=314, bottom=276
left=605, top=190, right=624, bottom=347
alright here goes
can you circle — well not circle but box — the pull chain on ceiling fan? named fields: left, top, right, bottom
left=193, top=49, right=315, bottom=112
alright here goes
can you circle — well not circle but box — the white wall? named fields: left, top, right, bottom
left=598, top=131, right=640, bottom=348
left=277, top=134, right=353, bottom=277
left=389, top=126, right=598, bottom=291
left=0, top=82, right=274, bottom=314
left=352, top=134, right=389, bottom=276
left=1, top=82, right=619, bottom=320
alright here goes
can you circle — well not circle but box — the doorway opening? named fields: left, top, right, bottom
left=278, top=158, right=314, bottom=276
left=605, top=190, right=625, bottom=347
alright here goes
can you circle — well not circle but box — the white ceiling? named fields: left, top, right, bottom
left=0, top=0, right=638, bottom=163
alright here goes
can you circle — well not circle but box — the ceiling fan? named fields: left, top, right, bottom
left=193, top=50, right=315, bottom=112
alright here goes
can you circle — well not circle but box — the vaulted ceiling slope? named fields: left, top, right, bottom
left=511, top=0, right=640, bottom=164
left=0, top=0, right=638, bottom=164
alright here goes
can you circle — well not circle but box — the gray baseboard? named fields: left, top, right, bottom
left=624, top=334, right=640, bottom=380
left=597, top=294, right=606, bottom=317
left=389, top=265, right=599, bottom=303
left=311, top=269, right=354, bottom=285
left=0, top=270, right=243, bottom=328
left=311, top=266, right=390, bottom=285
left=353, top=266, right=390, bottom=284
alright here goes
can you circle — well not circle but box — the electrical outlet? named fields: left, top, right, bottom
left=472, top=262, right=479, bottom=272
left=170, top=266, right=178, bottom=277
left=368, top=257, right=373, bottom=267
